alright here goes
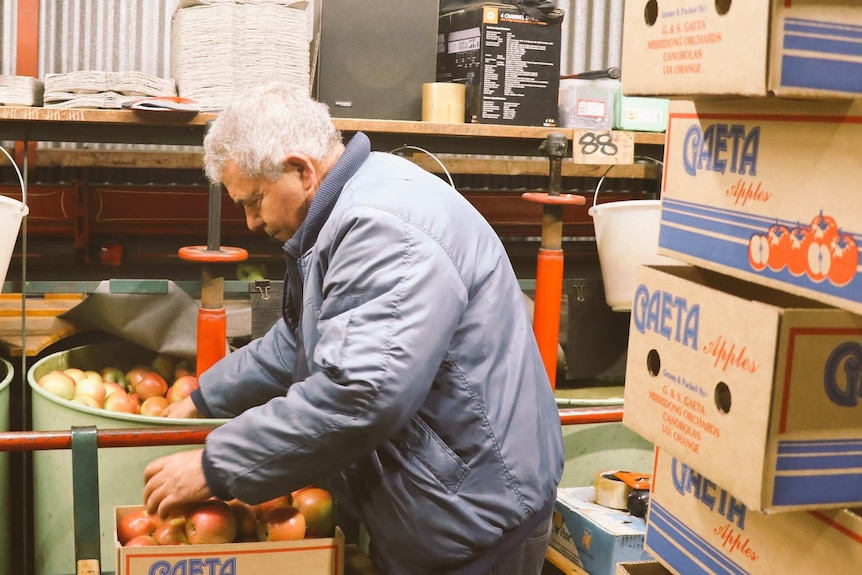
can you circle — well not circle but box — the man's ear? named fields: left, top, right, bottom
left=283, top=154, right=317, bottom=189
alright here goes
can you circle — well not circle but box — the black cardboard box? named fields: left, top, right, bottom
left=437, top=3, right=563, bottom=126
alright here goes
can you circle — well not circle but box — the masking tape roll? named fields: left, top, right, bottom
left=422, top=82, right=466, bottom=123
left=594, top=470, right=633, bottom=510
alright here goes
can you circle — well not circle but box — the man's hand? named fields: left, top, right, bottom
left=162, top=395, right=199, bottom=419
left=143, top=449, right=213, bottom=519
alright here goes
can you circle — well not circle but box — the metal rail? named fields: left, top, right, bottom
left=0, top=407, right=621, bottom=453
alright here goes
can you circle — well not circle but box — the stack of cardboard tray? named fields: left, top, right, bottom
left=617, top=1, right=862, bottom=574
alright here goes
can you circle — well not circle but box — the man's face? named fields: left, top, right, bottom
left=222, top=159, right=313, bottom=243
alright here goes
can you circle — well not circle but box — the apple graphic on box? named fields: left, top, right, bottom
left=186, top=500, right=237, bottom=545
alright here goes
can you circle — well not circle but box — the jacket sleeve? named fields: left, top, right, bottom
left=193, top=315, right=299, bottom=419
left=200, top=204, right=469, bottom=504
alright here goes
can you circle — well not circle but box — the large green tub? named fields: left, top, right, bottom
left=28, top=340, right=228, bottom=575
left=559, top=422, right=654, bottom=488
left=0, top=356, right=13, bottom=575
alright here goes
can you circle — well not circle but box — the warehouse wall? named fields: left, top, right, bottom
left=1, top=0, right=622, bottom=89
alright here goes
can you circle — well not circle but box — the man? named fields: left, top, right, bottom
left=144, top=82, right=564, bottom=575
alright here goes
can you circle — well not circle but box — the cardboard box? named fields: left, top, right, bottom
left=114, top=506, right=345, bottom=575
left=657, top=97, right=862, bottom=317
left=646, top=449, right=862, bottom=575
left=437, top=3, right=563, bottom=126
left=623, top=265, right=862, bottom=513
left=550, top=487, right=652, bottom=575
left=613, top=94, right=668, bottom=133
left=616, top=561, right=673, bottom=575
left=621, top=0, right=862, bottom=98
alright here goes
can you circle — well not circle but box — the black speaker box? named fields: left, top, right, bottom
left=314, top=0, right=441, bottom=121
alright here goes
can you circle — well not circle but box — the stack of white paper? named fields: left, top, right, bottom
left=171, top=0, right=310, bottom=111
left=43, top=71, right=176, bottom=109
left=0, top=75, right=45, bottom=106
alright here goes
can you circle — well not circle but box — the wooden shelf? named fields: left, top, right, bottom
left=1, top=106, right=664, bottom=157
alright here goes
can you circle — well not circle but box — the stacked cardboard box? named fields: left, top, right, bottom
left=619, top=1, right=862, bottom=573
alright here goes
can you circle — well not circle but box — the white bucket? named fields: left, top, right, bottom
left=0, top=195, right=28, bottom=291
left=588, top=199, right=683, bottom=311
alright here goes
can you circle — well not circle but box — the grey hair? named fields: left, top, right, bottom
left=203, top=82, right=343, bottom=183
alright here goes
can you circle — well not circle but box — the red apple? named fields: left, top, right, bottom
left=250, top=495, right=292, bottom=519
left=810, top=210, right=839, bottom=244
left=227, top=499, right=259, bottom=542
left=37, top=371, right=77, bottom=400
left=63, top=368, right=86, bottom=383
left=257, top=506, right=306, bottom=542
left=125, top=365, right=151, bottom=394
left=186, top=500, right=237, bottom=545
left=787, top=224, right=813, bottom=276
left=167, top=375, right=199, bottom=404
left=174, top=359, right=196, bottom=380
left=125, top=535, right=158, bottom=547
left=153, top=516, right=189, bottom=546
left=71, top=395, right=102, bottom=409
left=136, top=372, right=168, bottom=401
left=74, top=377, right=107, bottom=405
left=117, top=509, right=158, bottom=545
left=100, top=366, right=127, bottom=389
left=104, top=381, right=126, bottom=399
left=140, top=396, right=170, bottom=417
left=151, top=353, right=179, bottom=382
left=103, top=391, right=139, bottom=414
left=292, top=487, right=335, bottom=538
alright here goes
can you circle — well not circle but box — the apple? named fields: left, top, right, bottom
left=37, top=371, right=77, bottom=400
left=257, top=506, right=306, bottom=542
left=63, top=368, right=87, bottom=383
left=810, top=210, right=839, bottom=244
left=125, top=535, right=158, bottom=547
left=787, top=224, right=813, bottom=277
left=186, top=500, right=237, bottom=545
left=82, top=370, right=103, bottom=382
left=74, top=377, right=107, bottom=405
left=136, top=372, right=168, bottom=401
left=151, top=353, right=179, bottom=383
left=71, top=395, right=102, bottom=409
left=292, top=487, right=335, bottom=538
left=227, top=499, right=259, bottom=542
left=100, top=366, right=127, bottom=389
left=174, top=359, right=196, bottom=380
left=747, top=234, right=768, bottom=272
left=125, top=365, right=151, bottom=394
left=103, top=391, right=139, bottom=414
left=166, top=375, right=199, bottom=404
left=153, top=516, right=189, bottom=546
left=250, top=494, right=292, bottom=519
left=807, top=237, right=831, bottom=282
left=140, top=395, right=170, bottom=417
left=117, top=509, right=158, bottom=545
left=765, top=224, right=790, bottom=272
left=104, top=381, right=126, bottom=399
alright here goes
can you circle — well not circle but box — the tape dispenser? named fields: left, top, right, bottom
left=594, top=470, right=652, bottom=518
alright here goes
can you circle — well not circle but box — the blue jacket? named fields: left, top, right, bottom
left=193, top=133, right=564, bottom=574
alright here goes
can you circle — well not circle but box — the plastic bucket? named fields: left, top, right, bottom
left=588, top=200, right=683, bottom=311
left=0, top=195, right=28, bottom=291
left=0, top=357, right=13, bottom=575
left=28, top=339, right=228, bottom=575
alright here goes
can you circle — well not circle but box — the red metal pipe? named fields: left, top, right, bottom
left=533, top=248, right=565, bottom=388
left=558, top=406, right=624, bottom=425
left=0, top=426, right=217, bottom=452
left=196, top=306, right=227, bottom=376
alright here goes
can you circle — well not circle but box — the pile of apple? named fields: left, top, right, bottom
left=119, top=486, right=335, bottom=547
left=36, top=353, right=199, bottom=417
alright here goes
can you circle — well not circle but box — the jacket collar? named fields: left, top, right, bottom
left=283, top=132, right=372, bottom=258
